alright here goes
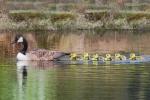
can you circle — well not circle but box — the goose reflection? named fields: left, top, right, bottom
left=16, top=60, right=59, bottom=100
left=17, top=61, right=28, bottom=85
left=16, top=61, right=28, bottom=100
left=16, top=60, right=61, bottom=90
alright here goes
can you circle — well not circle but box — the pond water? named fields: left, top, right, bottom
left=0, top=30, right=150, bottom=100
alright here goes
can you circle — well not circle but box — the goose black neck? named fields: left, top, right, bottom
left=20, top=38, right=28, bottom=55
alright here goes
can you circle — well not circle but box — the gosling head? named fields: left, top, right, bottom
left=84, top=53, right=89, bottom=57
left=70, top=53, right=77, bottom=60
left=92, top=54, right=99, bottom=61
left=130, top=53, right=136, bottom=60
left=115, top=53, right=121, bottom=58
left=115, top=53, right=124, bottom=60
left=130, top=53, right=136, bottom=58
left=106, top=54, right=111, bottom=58
left=93, top=54, right=99, bottom=58
left=83, top=52, right=89, bottom=60
left=105, top=54, right=112, bottom=61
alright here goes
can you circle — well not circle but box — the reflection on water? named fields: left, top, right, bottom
left=1, top=61, right=150, bottom=100
left=0, top=30, right=150, bottom=100
left=17, top=62, right=27, bottom=100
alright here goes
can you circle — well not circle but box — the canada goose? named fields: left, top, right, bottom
left=12, top=34, right=69, bottom=61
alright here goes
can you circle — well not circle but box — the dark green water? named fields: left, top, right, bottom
left=0, top=30, right=150, bottom=100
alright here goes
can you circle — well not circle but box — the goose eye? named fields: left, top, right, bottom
left=15, top=36, right=19, bottom=42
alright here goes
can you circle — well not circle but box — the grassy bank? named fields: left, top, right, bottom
left=0, top=9, right=150, bottom=30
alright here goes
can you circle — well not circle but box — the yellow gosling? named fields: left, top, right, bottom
left=104, top=54, right=112, bottom=61
left=129, top=53, right=136, bottom=60
left=121, top=55, right=126, bottom=60
left=130, top=53, right=142, bottom=60
left=92, top=54, right=99, bottom=61
left=115, top=53, right=121, bottom=60
left=115, top=53, right=126, bottom=60
left=83, top=52, right=90, bottom=60
left=70, top=53, right=77, bottom=60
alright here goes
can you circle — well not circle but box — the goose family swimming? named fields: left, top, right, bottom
left=12, top=34, right=69, bottom=61
left=12, top=34, right=144, bottom=62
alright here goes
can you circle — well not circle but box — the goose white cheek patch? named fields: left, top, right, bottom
left=17, top=37, right=23, bottom=43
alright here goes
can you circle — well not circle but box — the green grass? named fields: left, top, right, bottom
left=1, top=9, right=149, bottom=30
left=9, top=10, right=76, bottom=22
left=85, top=10, right=109, bottom=21
left=50, top=11, right=76, bottom=23
left=9, top=10, right=48, bottom=21
left=125, top=3, right=150, bottom=10
left=85, top=10, right=150, bottom=21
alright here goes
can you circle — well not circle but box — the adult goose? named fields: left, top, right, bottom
left=12, top=34, right=69, bottom=61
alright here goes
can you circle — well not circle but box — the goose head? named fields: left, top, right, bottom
left=12, top=35, right=29, bottom=61
left=12, top=34, right=24, bottom=44
left=12, top=34, right=28, bottom=55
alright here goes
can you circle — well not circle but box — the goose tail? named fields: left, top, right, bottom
left=54, top=52, right=71, bottom=61
left=64, top=52, right=70, bottom=55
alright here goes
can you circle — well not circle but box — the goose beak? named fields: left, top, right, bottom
left=11, top=41, right=16, bottom=44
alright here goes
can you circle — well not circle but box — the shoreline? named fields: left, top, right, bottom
left=0, top=28, right=149, bottom=33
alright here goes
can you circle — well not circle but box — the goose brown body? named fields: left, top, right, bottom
left=29, top=49, right=67, bottom=60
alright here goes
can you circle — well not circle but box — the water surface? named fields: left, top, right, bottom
left=0, top=30, right=150, bottom=100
